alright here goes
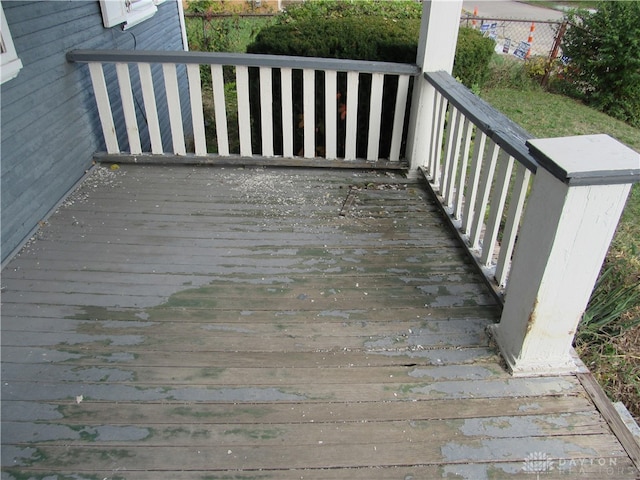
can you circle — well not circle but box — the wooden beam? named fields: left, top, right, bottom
left=578, top=372, right=640, bottom=471
left=93, top=153, right=408, bottom=171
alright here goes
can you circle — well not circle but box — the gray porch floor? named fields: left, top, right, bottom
left=1, top=164, right=638, bottom=479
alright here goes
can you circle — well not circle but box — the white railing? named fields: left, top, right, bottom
left=419, top=71, right=539, bottom=297
left=67, top=50, right=420, bottom=166
left=417, top=71, right=639, bottom=375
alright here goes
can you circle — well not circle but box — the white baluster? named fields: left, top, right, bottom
left=469, top=140, right=499, bottom=250
left=366, top=73, right=384, bottom=161
left=430, top=94, right=448, bottom=188
left=345, top=71, right=359, bottom=160
left=281, top=67, right=293, bottom=158
left=324, top=70, right=338, bottom=160
left=461, top=131, right=487, bottom=235
left=236, top=65, right=252, bottom=157
left=480, top=151, right=514, bottom=267
left=453, top=117, right=473, bottom=220
left=162, top=63, right=186, bottom=155
left=426, top=91, right=440, bottom=176
left=389, top=75, right=409, bottom=162
left=138, top=63, right=162, bottom=154
left=259, top=67, right=274, bottom=157
left=187, top=63, right=207, bottom=156
left=495, top=163, right=531, bottom=286
left=442, top=106, right=463, bottom=204
left=302, top=69, right=315, bottom=158
left=115, top=63, right=141, bottom=155
left=210, top=64, right=229, bottom=156
left=88, top=63, right=119, bottom=154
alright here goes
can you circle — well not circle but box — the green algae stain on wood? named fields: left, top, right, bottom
left=165, top=296, right=219, bottom=308
left=198, top=367, right=226, bottom=379
left=223, top=427, right=284, bottom=440
left=3, top=471, right=126, bottom=480
left=169, top=405, right=275, bottom=419
left=157, top=426, right=212, bottom=440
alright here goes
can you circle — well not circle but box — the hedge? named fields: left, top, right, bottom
left=452, top=27, right=496, bottom=89
left=243, top=17, right=496, bottom=159
left=248, top=20, right=495, bottom=89
left=247, top=17, right=420, bottom=64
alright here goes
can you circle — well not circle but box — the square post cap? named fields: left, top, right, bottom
left=527, top=134, right=640, bottom=186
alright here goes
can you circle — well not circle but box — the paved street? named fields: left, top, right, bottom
left=462, top=1, right=566, bottom=21
left=462, top=1, right=567, bottom=57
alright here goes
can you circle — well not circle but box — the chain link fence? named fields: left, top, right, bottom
left=460, top=15, right=567, bottom=61
left=185, top=11, right=568, bottom=63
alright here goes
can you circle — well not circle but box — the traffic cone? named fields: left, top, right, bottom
left=526, top=22, right=535, bottom=58
left=472, top=6, right=478, bottom=27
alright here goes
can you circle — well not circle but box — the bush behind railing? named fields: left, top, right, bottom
left=243, top=14, right=495, bottom=157
left=246, top=17, right=419, bottom=158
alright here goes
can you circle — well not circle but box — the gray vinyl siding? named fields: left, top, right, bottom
left=1, top=0, right=189, bottom=264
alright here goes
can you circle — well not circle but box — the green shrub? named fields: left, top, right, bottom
left=185, top=15, right=275, bottom=53
left=453, top=27, right=496, bottom=89
left=247, top=17, right=421, bottom=158
left=244, top=8, right=498, bottom=158
left=561, top=1, right=640, bottom=128
left=248, top=21, right=494, bottom=89
left=247, top=17, right=420, bottom=63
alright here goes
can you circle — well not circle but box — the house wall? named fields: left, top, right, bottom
left=1, top=0, right=189, bottom=264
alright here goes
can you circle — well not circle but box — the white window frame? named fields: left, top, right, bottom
left=1, top=2, right=23, bottom=84
left=99, top=0, right=160, bottom=30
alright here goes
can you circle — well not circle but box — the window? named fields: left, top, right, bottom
left=100, top=0, right=159, bottom=30
left=1, top=3, right=23, bottom=84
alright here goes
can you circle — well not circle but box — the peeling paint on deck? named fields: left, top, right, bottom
left=2, top=166, right=637, bottom=478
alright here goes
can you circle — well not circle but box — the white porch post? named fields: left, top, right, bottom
left=490, top=135, right=640, bottom=376
left=406, top=0, right=462, bottom=172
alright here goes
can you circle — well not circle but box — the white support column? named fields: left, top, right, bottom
left=405, top=0, right=462, bottom=173
left=490, top=135, right=640, bottom=376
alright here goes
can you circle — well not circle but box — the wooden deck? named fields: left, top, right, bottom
left=2, top=164, right=638, bottom=479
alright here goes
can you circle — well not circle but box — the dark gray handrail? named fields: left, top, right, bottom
left=67, top=49, right=421, bottom=76
left=425, top=71, right=539, bottom=173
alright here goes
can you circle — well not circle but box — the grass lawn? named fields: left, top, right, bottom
left=481, top=83, right=640, bottom=271
left=481, top=58, right=640, bottom=420
left=480, top=87, right=640, bottom=151
left=480, top=62, right=640, bottom=270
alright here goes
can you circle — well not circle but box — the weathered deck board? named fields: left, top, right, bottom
left=2, top=395, right=599, bottom=424
left=2, top=165, right=638, bottom=479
